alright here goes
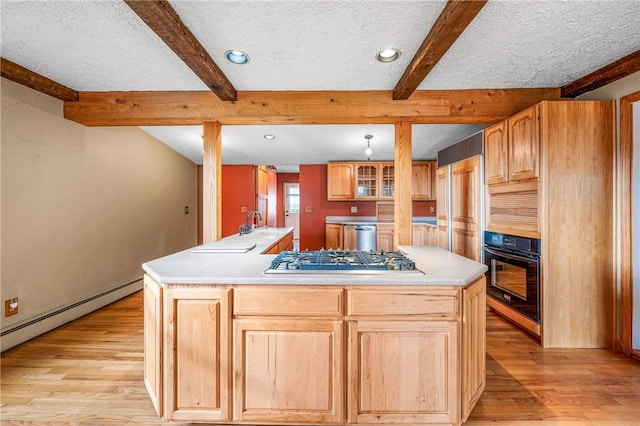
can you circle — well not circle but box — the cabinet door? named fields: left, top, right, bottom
left=348, top=320, right=459, bottom=425
left=451, top=156, right=481, bottom=230
left=380, top=163, right=395, bottom=198
left=234, top=319, right=344, bottom=424
left=437, top=225, right=449, bottom=250
left=451, top=227, right=480, bottom=262
left=508, top=105, right=539, bottom=182
left=377, top=224, right=394, bottom=251
left=461, top=277, right=486, bottom=422
left=355, top=163, right=379, bottom=199
left=163, top=288, right=231, bottom=422
left=411, top=224, right=425, bottom=245
left=484, top=121, right=509, bottom=185
left=256, top=166, right=269, bottom=227
left=424, top=224, right=438, bottom=246
left=412, top=161, right=435, bottom=199
left=144, top=275, right=162, bottom=417
left=436, top=166, right=448, bottom=223
left=325, top=223, right=343, bottom=249
left=327, top=163, right=354, bottom=200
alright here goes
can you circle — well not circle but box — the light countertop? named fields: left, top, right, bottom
left=142, top=227, right=487, bottom=287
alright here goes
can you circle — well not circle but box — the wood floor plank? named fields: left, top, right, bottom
left=1, top=290, right=639, bottom=425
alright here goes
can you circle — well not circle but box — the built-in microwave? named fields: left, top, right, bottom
left=484, top=231, right=541, bottom=323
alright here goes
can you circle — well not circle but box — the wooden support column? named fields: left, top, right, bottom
left=394, top=122, right=413, bottom=248
left=203, top=122, right=222, bottom=242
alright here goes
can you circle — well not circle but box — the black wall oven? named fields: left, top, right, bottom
left=484, top=231, right=541, bottom=323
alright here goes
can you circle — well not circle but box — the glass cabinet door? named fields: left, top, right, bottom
left=380, top=164, right=394, bottom=198
left=356, top=164, right=378, bottom=198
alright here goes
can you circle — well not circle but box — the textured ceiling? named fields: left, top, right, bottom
left=2, top=0, right=639, bottom=169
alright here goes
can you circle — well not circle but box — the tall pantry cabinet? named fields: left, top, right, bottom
left=485, top=100, right=615, bottom=348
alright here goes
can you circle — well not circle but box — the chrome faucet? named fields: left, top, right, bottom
left=239, top=210, right=263, bottom=235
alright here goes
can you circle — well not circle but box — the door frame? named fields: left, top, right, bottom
left=620, top=90, right=640, bottom=359
left=283, top=182, right=300, bottom=240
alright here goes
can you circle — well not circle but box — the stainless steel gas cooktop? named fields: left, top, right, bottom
left=264, top=249, right=424, bottom=274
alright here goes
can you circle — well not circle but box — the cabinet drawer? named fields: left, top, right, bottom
left=235, top=287, right=344, bottom=317
left=348, top=288, right=459, bottom=317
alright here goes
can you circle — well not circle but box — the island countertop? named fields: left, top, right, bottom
left=142, top=227, right=487, bottom=286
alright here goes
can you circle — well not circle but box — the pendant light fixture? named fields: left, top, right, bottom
left=364, top=135, right=373, bottom=161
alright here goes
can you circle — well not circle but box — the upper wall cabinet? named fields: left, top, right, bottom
left=327, top=163, right=355, bottom=200
left=327, top=161, right=435, bottom=201
left=355, top=163, right=379, bottom=199
left=412, top=162, right=436, bottom=200
left=485, top=105, right=539, bottom=185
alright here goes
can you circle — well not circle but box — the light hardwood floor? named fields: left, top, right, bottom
left=1, top=291, right=639, bottom=425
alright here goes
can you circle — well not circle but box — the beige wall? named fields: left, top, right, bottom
left=578, top=70, right=640, bottom=339
left=1, top=78, right=197, bottom=330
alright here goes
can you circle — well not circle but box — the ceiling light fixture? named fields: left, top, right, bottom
left=364, top=135, right=373, bottom=161
left=376, top=48, right=400, bottom=63
left=225, top=50, right=249, bottom=64
left=263, top=134, right=275, bottom=140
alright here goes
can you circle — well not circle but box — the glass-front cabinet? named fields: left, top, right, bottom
left=356, top=163, right=379, bottom=198
left=380, top=164, right=395, bottom=198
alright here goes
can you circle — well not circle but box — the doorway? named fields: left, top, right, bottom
left=620, top=91, right=640, bottom=359
left=284, top=183, right=300, bottom=248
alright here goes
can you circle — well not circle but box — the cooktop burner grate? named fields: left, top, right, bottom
left=265, top=249, right=421, bottom=274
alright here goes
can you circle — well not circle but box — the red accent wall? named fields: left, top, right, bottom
left=276, top=173, right=300, bottom=227
left=413, top=200, right=436, bottom=216
left=221, top=165, right=255, bottom=238
left=299, top=165, right=377, bottom=251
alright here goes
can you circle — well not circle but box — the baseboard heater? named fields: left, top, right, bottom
left=0, top=278, right=143, bottom=352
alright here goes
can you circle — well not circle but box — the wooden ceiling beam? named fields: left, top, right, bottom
left=561, top=50, right=640, bottom=98
left=124, top=0, right=237, bottom=101
left=393, top=0, right=488, bottom=101
left=1, top=57, right=79, bottom=102
left=63, top=88, right=561, bottom=126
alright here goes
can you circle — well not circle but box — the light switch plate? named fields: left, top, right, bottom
left=351, top=206, right=357, bottom=213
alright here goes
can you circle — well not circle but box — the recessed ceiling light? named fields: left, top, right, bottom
left=225, top=50, right=249, bottom=64
left=376, top=48, right=401, bottom=63
left=263, top=134, right=275, bottom=140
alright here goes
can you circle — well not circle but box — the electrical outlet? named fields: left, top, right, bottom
left=351, top=206, right=358, bottom=213
left=240, top=206, right=248, bottom=213
left=5, top=297, right=18, bottom=317
left=184, top=206, right=190, bottom=214
left=430, top=206, right=435, bottom=213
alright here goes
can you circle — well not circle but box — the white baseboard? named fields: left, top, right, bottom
left=0, top=278, right=143, bottom=352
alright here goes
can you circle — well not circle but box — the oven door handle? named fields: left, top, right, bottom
left=485, top=247, right=539, bottom=263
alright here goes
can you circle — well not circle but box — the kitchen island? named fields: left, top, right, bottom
left=142, top=227, right=487, bottom=425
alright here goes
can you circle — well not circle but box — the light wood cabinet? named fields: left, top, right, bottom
left=327, top=162, right=354, bottom=200
left=436, top=166, right=449, bottom=250
left=461, top=277, right=486, bottom=421
left=380, top=163, right=395, bottom=198
left=450, top=156, right=481, bottom=262
left=424, top=224, right=438, bottom=246
left=233, top=319, right=344, bottom=424
left=412, top=161, right=436, bottom=200
left=256, top=166, right=269, bottom=227
left=163, top=287, right=231, bottom=423
left=484, top=121, right=508, bottom=185
left=347, top=320, right=459, bottom=425
left=146, top=279, right=486, bottom=425
left=143, top=275, right=162, bottom=417
left=325, top=223, right=343, bottom=249
left=509, top=105, right=539, bottom=182
left=355, top=163, right=379, bottom=198
left=484, top=104, right=539, bottom=185
left=376, top=224, right=394, bottom=252
left=411, top=224, right=425, bottom=245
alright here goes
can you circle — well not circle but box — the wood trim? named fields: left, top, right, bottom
left=561, top=50, right=640, bottom=98
left=63, top=88, right=561, bottom=126
left=394, top=122, right=412, bottom=247
left=124, top=0, right=237, bottom=101
left=203, top=122, right=222, bottom=242
left=393, top=0, right=488, bottom=100
left=1, top=57, right=78, bottom=101
left=620, top=91, right=640, bottom=358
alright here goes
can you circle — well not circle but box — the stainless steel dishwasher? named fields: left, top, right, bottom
left=343, top=224, right=377, bottom=251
